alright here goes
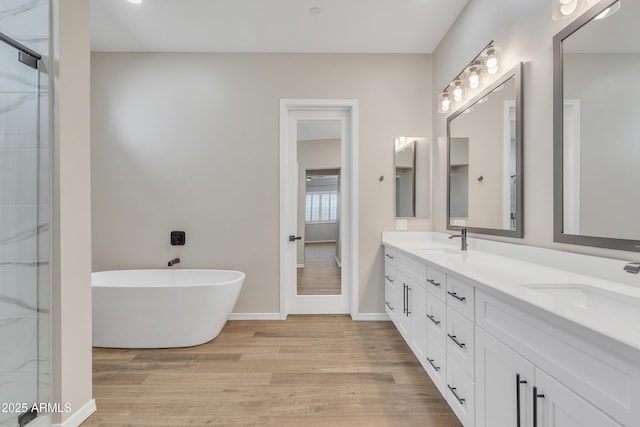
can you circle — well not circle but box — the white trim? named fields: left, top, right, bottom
left=27, top=414, right=51, bottom=427
left=334, top=255, right=341, bottom=268
left=357, top=313, right=390, bottom=321
left=228, top=313, right=282, bottom=321
left=51, top=399, right=96, bottom=427
left=503, top=100, right=516, bottom=230
left=279, top=99, right=359, bottom=319
left=306, top=239, right=337, bottom=244
left=297, top=264, right=305, bottom=268
left=563, top=99, right=581, bottom=234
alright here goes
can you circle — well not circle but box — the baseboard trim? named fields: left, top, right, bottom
left=228, top=313, right=281, bottom=320
left=306, top=240, right=337, bottom=243
left=356, top=313, right=390, bottom=321
left=52, top=399, right=96, bottom=427
left=28, top=414, right=51, bottom=427
left=297, top=264, right=304, bottom=268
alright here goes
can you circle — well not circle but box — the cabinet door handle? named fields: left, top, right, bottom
left=385, top=253, right=395, bottom=259
left=533, top=386, right=545, bottom=427
left=447, top=291, right=466, bottom=302
left=447, top=334, right=466, bottom=349
left=427, top=278, right=441, bottom=287
left=447, top=385, right=466, bottom=405
left=406, top=286, right=412, bottom=316
left=516, top=374, right=527, bottom=427
left=426, top=357, right=440, bottom=372
left=384, top=275, right=394, bottom=283
left=403, top=284, right=407, bottom=315
left=426, top=314, right=440, bottom=325
left=385, top=301, right=394, bottom=311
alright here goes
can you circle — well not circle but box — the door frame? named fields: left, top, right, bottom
left=279, top=99, right=359, bottom=320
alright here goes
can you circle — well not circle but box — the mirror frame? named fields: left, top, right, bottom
left=552, top=0, right=640, bottom=252
left=447, top=62, right=524, bottom=238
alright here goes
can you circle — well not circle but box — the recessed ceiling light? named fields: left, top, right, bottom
left=310, top=7, right=322, bottom=15
left=128, top=0, right=143, bottom=4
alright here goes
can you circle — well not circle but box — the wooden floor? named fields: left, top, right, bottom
left=297, top=242, right=341, bottom=295
left=83, top=315, right=462, bottom=427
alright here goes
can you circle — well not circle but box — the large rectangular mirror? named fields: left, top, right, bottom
left=394, top=136, right=430, bottom=218
left=553, top=0, right=640, bottom=251
left=447, top=63, right=523, bottom=237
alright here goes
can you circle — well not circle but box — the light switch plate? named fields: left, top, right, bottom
left=395, top=219, right=408, bottom=231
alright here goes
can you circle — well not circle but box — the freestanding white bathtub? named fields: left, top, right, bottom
left=92, top=269, right=245, bottom=348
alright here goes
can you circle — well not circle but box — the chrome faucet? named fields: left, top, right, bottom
left=449, top=227, right=468, bottom=251
left=624, top=262, right=640, bottom=274
left=168, top=258, right=180, bottom=267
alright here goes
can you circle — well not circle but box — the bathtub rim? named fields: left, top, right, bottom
left=91, top=268, right=246, bottom=288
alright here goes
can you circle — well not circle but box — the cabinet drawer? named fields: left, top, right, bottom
left=426, top=265, right=446, bottom=301
left=447, top=358, right=475, bottom=427
left=426, top=294, right=446, bottom=350
left=383, top=246, right=397, bottom=266
left=384, top=263, right=396, bottom=286
left=397, top=253, right=427, bottom=284
left=446, top=306, right=475, bottom=378
left=425, top=336, right=446, bottom=397
left=384, top=281, right=396, bottom=319
left=447, top=275, right=475, bottom=320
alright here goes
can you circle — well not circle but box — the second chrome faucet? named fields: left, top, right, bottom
left=449, top=227, right=468, bottom=251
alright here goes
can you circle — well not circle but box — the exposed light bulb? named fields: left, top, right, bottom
left=453, top=81, right=463, bottom=102
left=440, top=93, right=451, bottom=113
left=487, top=65, right=498, bottom=75
left=469, top=68, right=480, bottom=89
left=559, top=0, right=578, bottom=16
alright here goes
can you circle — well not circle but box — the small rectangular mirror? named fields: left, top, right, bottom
left=447, top=63, right=523, bottom=237
left=394, top=137, right=430, bottom=218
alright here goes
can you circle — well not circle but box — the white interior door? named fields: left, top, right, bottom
left=283, top=108, right=350, bottom=315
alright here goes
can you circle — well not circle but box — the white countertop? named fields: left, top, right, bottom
left=382, top=232, right=640, bottom=359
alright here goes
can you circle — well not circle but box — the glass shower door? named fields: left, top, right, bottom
left=0, top=35, right=42, bottom=427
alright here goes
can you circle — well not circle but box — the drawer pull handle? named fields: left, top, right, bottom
left=447, top=291, right=466, bottom=302
left=384, top=275, right=394, bottom=283
left=447, top=334, right=466, bottom=349
left=533, top=386, right=545, bottom=427
left=447, top=385, right=466, bottom=405
left=385, top=301, right=394, bottom=311
left=427, top=278, right=441, bottom=287
left=426, top=357, right=440, bottom=372
left=426, top=314, right=441, bottom=325
left=385, top=253, right=395, bottom=259
left=406, top=286, right=412, bottom=316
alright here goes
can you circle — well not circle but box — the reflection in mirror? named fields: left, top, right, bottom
left=447, top=63, right=523, bottom=237
left=394, top=137, right=430, bottom=218
left=395, top=138, right=415, bottom=217
left=554, top=0, right=640, bottom=251
left=296, top=120, right=342, bottom=295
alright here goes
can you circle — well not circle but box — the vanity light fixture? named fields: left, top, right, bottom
left=594, top=0, right=620, bottom=20
left=438, top=91, right=452, bottom=114
left=437, top=40, right=500, bottom=114
left=451, top=80, right=465, bottom=102
left=482, top=46, right=501, bottom=75
left=466, top=61, right=482, bottom=89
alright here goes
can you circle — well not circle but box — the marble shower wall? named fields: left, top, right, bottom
left=0, top=0, right=49, bottom=425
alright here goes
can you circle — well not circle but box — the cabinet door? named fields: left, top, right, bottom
left=384, top=279, right=396, bottom=322
left=476, top=327, right=535, bottom=427
left=410, top=281, right=427, bottom=363
left=396, top=272, right=411, bottom=339
left=534, top=369, right=623, bottom=427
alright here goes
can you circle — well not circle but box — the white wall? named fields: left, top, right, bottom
left=432, top=0, right=640, bottom=262
left=91, top=53, right=433, bottom=314
left=51, top=0, right=94, bottom=424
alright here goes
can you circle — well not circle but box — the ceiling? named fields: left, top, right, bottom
left=90, top=0, right=469, bottom=53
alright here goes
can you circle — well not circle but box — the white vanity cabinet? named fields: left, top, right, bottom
left=475, top=290, right=637, bottom=427
left=384, top=247, right=397, bottom=321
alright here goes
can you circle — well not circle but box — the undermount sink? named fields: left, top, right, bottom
left=522, top=283, right=640, bottom=326
left=416, top=247, right=463, bottom=255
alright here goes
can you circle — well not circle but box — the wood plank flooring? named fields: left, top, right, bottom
left=297, top=243, right=341, bottom=295
left=82, top=315, right=462, bottom=427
